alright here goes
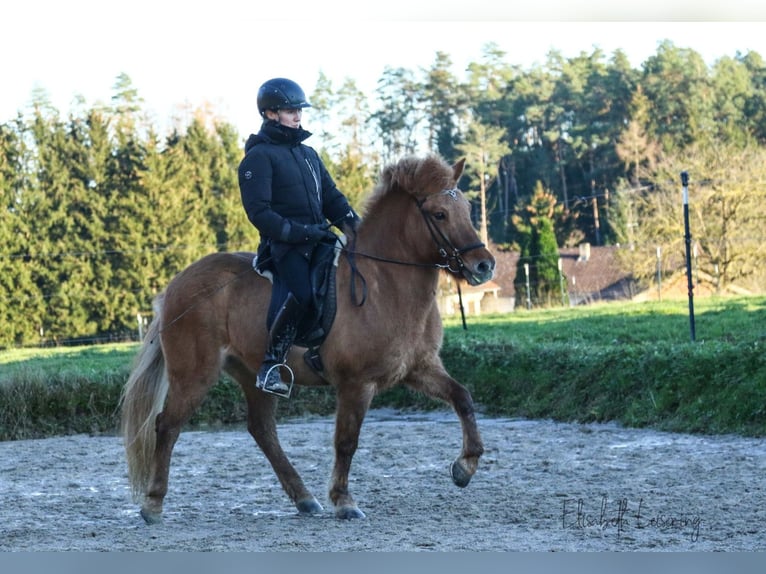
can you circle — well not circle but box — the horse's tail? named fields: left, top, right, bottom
left=119, top=293, right=169, bottom=503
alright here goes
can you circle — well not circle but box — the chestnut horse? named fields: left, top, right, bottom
left=120, top=154, right=496, bottom=523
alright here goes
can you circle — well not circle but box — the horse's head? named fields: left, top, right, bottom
left=370, top=154, right=496, bottom=286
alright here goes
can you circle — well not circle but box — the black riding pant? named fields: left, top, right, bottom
left=268, top=248, right=313, bottom=329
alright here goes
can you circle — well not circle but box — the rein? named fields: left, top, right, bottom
left=341, top=188, right=485, bottom=330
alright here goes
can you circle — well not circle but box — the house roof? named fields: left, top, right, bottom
left=445, top=242, right=749, bottom=305
left=489, top=243, right=635, bottom=302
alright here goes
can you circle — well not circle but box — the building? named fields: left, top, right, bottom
left=437, top=243, right=637, bottom=313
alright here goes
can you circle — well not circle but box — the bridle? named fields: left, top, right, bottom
left=342, top=187, right=486, bottom=326
left=415, top=188, right=487, bottom=276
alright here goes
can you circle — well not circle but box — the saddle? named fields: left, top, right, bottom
left=253, top=237, right=342, bottom=375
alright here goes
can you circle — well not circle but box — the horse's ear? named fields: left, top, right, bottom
left=452, top=157, right=466, bottom=183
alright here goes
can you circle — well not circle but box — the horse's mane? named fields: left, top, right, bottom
left=361, top=154, right=456, bottom=217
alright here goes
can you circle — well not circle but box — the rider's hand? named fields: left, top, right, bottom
left=289, top=222, right=336, bottom=244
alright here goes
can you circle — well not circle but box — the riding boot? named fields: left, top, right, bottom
left=257, top=293, right=302, bottom=397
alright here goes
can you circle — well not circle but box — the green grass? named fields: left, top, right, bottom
left=442, top=296, right=766, bottom=345
left=0, top=343, right=138, bottom=379
left=1, top=295, right=764, bottom=440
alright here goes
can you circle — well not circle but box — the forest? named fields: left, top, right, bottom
left=1, top=39, right=765, bottom=347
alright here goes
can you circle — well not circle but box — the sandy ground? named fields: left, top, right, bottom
left=1, top=409, right=764, bottom=551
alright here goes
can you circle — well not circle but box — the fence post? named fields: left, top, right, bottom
left=656, top=246, right=662, bottom=301
left=681, top=171, right=696, bottom=342
left=524, top=263, right=532, bottom=310
left=558, top=257, right=568, bottom=306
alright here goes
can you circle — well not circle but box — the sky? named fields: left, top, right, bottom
left=3, top=1, right=766, bottom=140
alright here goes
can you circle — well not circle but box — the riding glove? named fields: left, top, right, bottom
left=286, top=222, right=336, bottom=244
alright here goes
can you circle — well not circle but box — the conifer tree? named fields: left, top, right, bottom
left=454, top=120, right=511, bottom=245
left=512, top=182, right=563, bottom=307
left=422, top=51, right=467, bottom=160
left=0, top=118, right=43, bottom=345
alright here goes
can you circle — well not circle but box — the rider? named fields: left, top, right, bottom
left=238, top=77, right=361, bottom=396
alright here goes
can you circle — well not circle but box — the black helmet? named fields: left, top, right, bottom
left=257, top=78, right=311, bottom=117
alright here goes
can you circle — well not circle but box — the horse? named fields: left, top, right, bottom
left=120, top=153, right=496, bottom=523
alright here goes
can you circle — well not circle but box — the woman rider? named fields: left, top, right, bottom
left=238, top=77, right=360, bottom=396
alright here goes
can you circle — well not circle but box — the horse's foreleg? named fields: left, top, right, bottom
left=406, top=368, right=484, bottom=488
left=329, top=383, right=375, bottom=519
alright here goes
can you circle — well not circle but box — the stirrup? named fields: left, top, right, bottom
left=256, top=363, right=295, bottom=398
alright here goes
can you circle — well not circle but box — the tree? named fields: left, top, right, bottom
left=421, top=51, right=468, bottom=160
left=739, top=51, right=766, bottom=145
left=454, top=120, right=511, bottom=244
left=369, top=66, right=424, bottom=163
left=0, top=118, right=44, bottom=346
left=618, top=142, right=766, bottom=292
left=62, top=109, right=114, bottom=337
left=641, top=41, right=715, bottom=151
left=26, top=105, right=99, bottom=342
left=309, top=71, right=337, bottom=153
left=498, top=61, right=559, bottom=223
left=310, top=77, right=375, bottom=215
left=512, top=182, right=563, bottom=307
left=209, top=121, right=252, bottom=252
left=466, top=43, right=518, bottom=242
left=711, top=55, right=755, bottom=146
left=466, top=42, right=517, bottom=125
left=615, top=85, right=661, bottom=186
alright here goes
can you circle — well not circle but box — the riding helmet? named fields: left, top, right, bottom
left=257, top=78, right=312, bottom=117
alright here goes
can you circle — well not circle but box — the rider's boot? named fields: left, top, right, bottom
left=256, top=293, right=301, bottom=397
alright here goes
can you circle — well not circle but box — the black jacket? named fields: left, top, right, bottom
left=238, top=120, right=353, bottom=261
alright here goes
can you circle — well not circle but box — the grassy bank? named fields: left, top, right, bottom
left=1, top=296, right=764, bottom=440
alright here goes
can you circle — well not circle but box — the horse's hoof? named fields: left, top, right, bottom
left=450, top=460, right=472, bottom=488
left=296, top=497, right=324, bottom=515
left=335, top=505, right=366, bottom=519
left=140, top=507, right=163, bottom=525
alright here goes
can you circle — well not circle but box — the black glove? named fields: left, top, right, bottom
left=288, top=222, right=336, bottom=244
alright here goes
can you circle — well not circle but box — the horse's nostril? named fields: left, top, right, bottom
left=477, top=260, right=493, bottom=274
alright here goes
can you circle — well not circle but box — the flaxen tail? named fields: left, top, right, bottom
left=119, top=293, right=169, bottom=502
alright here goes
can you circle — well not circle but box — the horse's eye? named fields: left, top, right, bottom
left=433, top=211, right=446, bottom=221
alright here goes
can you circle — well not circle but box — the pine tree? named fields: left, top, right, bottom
left=369, top=66, right=423, bottom=163
left=0, top=118, right=44, bottom=345
left=422, top=51, right=467, bottom=160
left=512, top=182, right=563, bottom=307
left=27, top=105, right=94, bottom=342
left=454, top=120, right=511, bottom=245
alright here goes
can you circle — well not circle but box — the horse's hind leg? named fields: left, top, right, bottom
left=405, top=366, right=484, bottom=488
left=141, top=360, right=218, bottom=523
left=226, top=358, right=323, bottom=515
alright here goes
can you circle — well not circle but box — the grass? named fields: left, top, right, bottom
left=0, top=343, right=137, bottom=379
left=1, top=295, right=764, bottom=440
left=442, top=296, right=766, bottom=345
